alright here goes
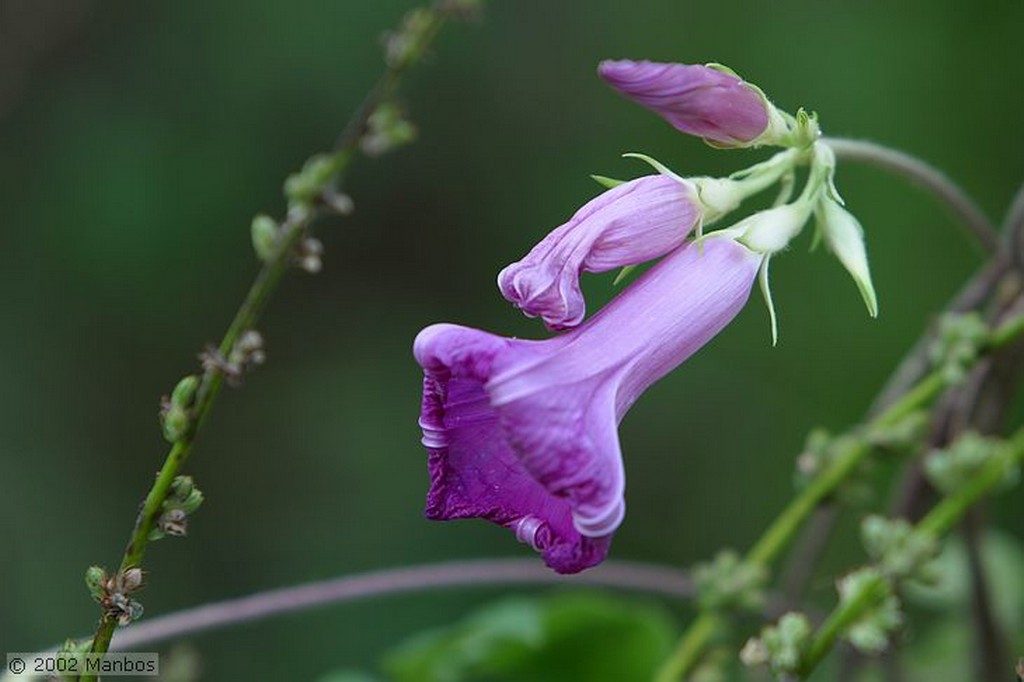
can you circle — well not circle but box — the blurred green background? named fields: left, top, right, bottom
left=2, top=0, right=1023, bottom=679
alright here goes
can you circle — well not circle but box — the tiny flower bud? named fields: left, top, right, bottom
left=251, top=214, right=280, bottom=262
left=85, top=566, right=107, bottom=602
left=860, top=515, right=938, bottom=581
left=925, top=431, right=1012, bottom=494
left=928, top=313, right=989, bottom=385
left=169, top=475, right=194, bottom=500
left=836, top=567, right=901, bottom=655
left=324, top=187, right=354, bottom=215
left=693, top=549, right=767, bottom=612
left=178, top=487, right=205, bottom=515
left=284, top=154, right=342, bottom=207
left=170, top=375, right=200, bottom=409
left=296, top=237, right=324, bottom=274
left=158, top=508, right=189, bottom=537
left=161, top=405, right=190, bottom=443
left=742, top=612, right=811, bottom=676
left=120, top=567, right=144, bottom=593
left=384, top=8, right=434, bottom=68
left=598, top=59, right=788, bottom=148
left=361, top=102, right=417, bottom=157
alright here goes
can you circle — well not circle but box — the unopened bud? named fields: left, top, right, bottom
left=162, top=406, right=189, bottom=443
left=251, top=214, right=280, bottom=261
left=170, top=375, right=199, bottom=409
left=158, top=508, right=189, bottom=537
left=85, top=566, right=107, bottom=602
left=120, top=567, right=144, bottom=593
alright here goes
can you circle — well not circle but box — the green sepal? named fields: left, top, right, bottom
left=621, top=152, right=685, bottom=182
left=591, top=174, right=626, bottom=189
left=757, top=256, right=779, bottom=346
left=85, top=565, right=107, bottom=602
left=613, top=265, right=638, bottom=286
left=816, top=197, right=878, bottom=317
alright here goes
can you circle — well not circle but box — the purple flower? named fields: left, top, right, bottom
left=598, top=60, right=778, bottom=148
left=498, top=174, right=702, bottom=330
left=415, top=237, right=761, bottom=573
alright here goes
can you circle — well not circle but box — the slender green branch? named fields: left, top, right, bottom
left=796, top=427, right=1024, bottom=678
left=824, top=137, right=999, bottom=254
left=800, top=574, right=889, bottom=676
left=79, top=4, right=457, bottom=673
left=655, top=312, right=1024, bottom=682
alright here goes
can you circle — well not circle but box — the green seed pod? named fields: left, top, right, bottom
left=85, top=566, right=107, bottom=601
left=170, top=375, right=200, bottom=409
left=250, top=214, right=279, bottom=262
left=162, top=405, right=190, bottom=443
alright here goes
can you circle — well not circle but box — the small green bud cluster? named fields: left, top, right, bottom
left=84, top=566, right=145, bottom=626
left=928, top=312, right=989, bottom=385
left=836, top=568, right=901, bottom=655
left=284, top=153, right=346, bottom=209
left=150, top=475, right=204, bottom=541
left=740, top=612, right=811, bottom=677
left=56, top=636, right=94, bottom=672
left=200, top=329, right=266, bottom=387
left=794, top=430, right=874, bottom=506
left=384, top=8, right=435, bottom=69
left=860, top=515, right=938, bottom=582
left=866, top=410, right=929, bottom=452
left=361, top=102, right=417, bottom=157
left=693, top=549, right=767, bottom=612
left=250, top=214, right=280, bottom=262
left=295, top=236, right=324, bottom=274
left=925, top=431, right=1016, bottom=494
left=160, top=375, right=199, bottom=443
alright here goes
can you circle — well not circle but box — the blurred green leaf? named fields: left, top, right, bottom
left=382, top=592, right=676, bottom=682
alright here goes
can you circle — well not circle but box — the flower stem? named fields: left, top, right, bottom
left=823, top=137, right=999, bottom=254
left=80, top=4, right=455, bottom=674
left=655, top=312, right=1024, bottom=682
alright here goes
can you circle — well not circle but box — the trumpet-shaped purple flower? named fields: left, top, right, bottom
left=415, top=237, right=761, bottom=573
left=598, top=60, right=777, bottom=147
left=498, top=174, right=702, bottom=330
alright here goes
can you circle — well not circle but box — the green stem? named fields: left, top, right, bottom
left=655, top=312, right=1024, bottom=681
left=80, top=4, right=452, bottom=675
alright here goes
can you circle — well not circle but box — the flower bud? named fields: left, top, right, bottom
left=85, top=566, right=107, bottom=602
left=598, top=60, right=786, bottom=148
left=251, top=215, right=280, bottom=262
left=499, top=174, right=703, bottom=329
left=170, top=375, right=199, bottom=409
left=161, top=406, right=189, bottom=443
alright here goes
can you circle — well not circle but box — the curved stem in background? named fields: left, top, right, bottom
left=104, top=559, right=693, bottom=651
left=1002, top=180, right=1024, bottom=269
left=824, top=137, right=1000, bottom=253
